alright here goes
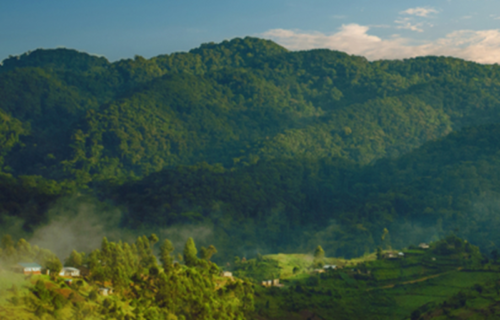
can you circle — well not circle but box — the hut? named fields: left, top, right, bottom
left=98, top=287, right=113, bottom=296
left=262, top=280, right=272, bottom=287
left=13, top=263, right=42, bottom=275
left=419, top=243, right=430, bottom=249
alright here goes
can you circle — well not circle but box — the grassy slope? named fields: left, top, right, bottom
left=248, top=242, right=500, bottom=320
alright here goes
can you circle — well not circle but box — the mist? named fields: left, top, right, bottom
left=0, top=194, right=217, bottom=262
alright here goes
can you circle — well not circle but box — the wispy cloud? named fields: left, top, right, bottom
left=401, top=7, right=438, bottom=17
left=395, top=18, right=424, bottom=32
left=370, top=24, right=392, bottom=29
left=260, top=24, right=500, bottom=64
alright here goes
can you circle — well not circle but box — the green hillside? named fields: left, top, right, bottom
left=0, top=235, right=253, bottom=320
left=98, top=123, right=500, bottom=261
left=2, top=37, right=500, bottom=263
left=3, top=233, right=499, bottom=320
left=3, top=37, right=500, bottom=183
left=247, top=236, right=500, bottom=320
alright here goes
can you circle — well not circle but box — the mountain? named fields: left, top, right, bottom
left=2, top=38, right=500, bottom=260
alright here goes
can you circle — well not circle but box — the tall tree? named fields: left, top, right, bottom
left=159, top=239, right=175, bottom=271
left=200, top=245, right=217, bottom=261
left=65, top=250, right=83, bottom=267
left=313, top=245, right=325, bottom=267
left=183, top=237, right=198, bottom=267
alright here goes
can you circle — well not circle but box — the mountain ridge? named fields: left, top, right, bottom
left=1, top=37, right=500, bottom=261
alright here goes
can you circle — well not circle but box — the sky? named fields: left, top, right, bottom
left=1, top=0, right=500, bottom=63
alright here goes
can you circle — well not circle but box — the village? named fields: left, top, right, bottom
left=8, top=242, right=433, bottom=294
left=10, top=262, right=114, bottom=296
left=232, top=242, right=433, bottom=289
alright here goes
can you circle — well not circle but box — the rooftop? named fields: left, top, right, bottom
left=18, top=262, right=42, bottom=268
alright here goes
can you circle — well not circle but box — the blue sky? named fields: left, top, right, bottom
left=2, top=0, right=500, bottom=63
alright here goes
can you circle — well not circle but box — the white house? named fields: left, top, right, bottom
left=98, top=287, right=113, bottom=296
left=59, top=267, right=80, bottom=277
left=323, top=265, right=337, bottom=270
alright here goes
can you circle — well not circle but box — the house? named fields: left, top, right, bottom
left=59, top=267, right=80, bottom=277
left=13, top=263, right=42, bottom=275
left=419, top=243, right=430, bottom=249
left=221, top=271, right=233, bottom=278
left=383, top=252, right=398, bottom=259
left=383, top=251, right=404, bottom=259
left=272, top=279, right=284, bottom=288
left=323, top=265, right=337, bottom=270
left=313, top=268, right=325, bottom=273
left=262, top=280, right=272, bottom=287
left=98, top=287, right=113, bottom=296
left=262, top=279, right=283, bottom=287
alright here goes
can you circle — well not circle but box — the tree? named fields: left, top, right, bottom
left=0, top=234, right=16, bottom=260
left=16, top=238, right=32, bottom=260
left=491, top=249, right=499, bottom=263
left=1, top=234, right=14, bottom=249
left=159, top=239, right=175, bottom=271
left=65, top=250, right=83, bottom=267
left=46, top=257, right=62, bottom=278
left=314, top=245, right=325, bottom=260
left=381, top=228, right=391, bottom=250
left=148, top=234, right=159, bottom=246
left=183, top=237, right=198, bottom=267
left=200, top=245, right=217, bottom=261
left=313, top=245, right=325, bottom=268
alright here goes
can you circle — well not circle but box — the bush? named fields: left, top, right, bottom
left=306, top=276, right=319, bottom=287
left=410, top=309, right=421, bottom=320
left=88, top=290, right=98, bottom=301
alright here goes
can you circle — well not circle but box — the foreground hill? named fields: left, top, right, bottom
left=2, top=234, right=499, bottom=320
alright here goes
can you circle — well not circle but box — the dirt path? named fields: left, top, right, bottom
left=367, top=267, right=463, bottom=291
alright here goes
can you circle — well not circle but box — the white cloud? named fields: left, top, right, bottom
left=395, top=18, right=424, bottom=32
left=401, top=7, right=438, bottom=17
left=260, top=25, right=500, bottom=64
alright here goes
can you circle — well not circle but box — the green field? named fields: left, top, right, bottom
left=249, top=237, right=500, bottom=320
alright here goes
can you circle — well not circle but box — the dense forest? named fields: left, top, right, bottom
left=2, top=37, right=500, bottom=263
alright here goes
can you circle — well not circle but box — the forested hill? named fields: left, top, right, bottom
left=2, top=37, right=500, bottom=260
left=2, top=37, right=500, bottom=183
left=99, top=123, right=500, bottom=260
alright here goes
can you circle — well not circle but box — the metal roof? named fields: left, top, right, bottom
left=62, top=267, right=79, bottom=271
left=18, top=262, right=42, bottom=268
